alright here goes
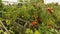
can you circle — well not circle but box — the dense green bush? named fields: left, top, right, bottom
left=0, top=0, right=60, bottom=34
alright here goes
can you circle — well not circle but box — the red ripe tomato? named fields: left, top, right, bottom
left=31, top=20, right=38, bottom=26
left=47, top=7, right=54, bottom=13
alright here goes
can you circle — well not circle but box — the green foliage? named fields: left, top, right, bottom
left=0, top=0, right=60, bottom=34
left=0, top=0, right=2, bottom=3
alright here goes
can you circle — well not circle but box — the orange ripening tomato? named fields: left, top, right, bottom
left=33, top=3, right=37, bottom=7
left=48, top=25, right=53, bottom=28
left=47, top=7, right=54, bottom=13
left=37, top=17, right=41, bottom=22
left=31, top=21, right=38, bottom=26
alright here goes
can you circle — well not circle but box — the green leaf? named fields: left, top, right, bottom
left=25, top=28, right=33, bottom=34
left=34, top=30, right=40, bottom=34
left=6, top=19, right=11, bottom=25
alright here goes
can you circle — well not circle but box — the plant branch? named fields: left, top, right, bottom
left=0, top=20, right=10, bottom=34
